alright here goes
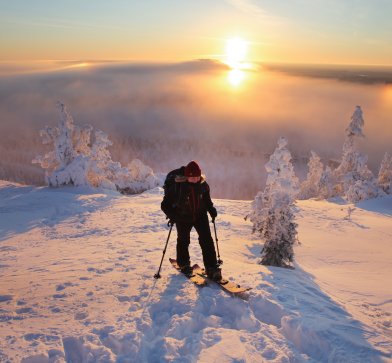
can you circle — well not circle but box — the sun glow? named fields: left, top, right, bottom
left=225, top=37, right=249, bottom=87
left=67, top=62, right=90, bottom=69
left=225, top=37, right=248, bottom=68
left=228, top=69, right=245, bottom=86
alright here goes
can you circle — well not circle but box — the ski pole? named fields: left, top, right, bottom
left=212, top=219, right=223, bottom=265
left=154, top=222, right=173, bottom=279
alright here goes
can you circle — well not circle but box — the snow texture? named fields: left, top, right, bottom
left=1, top=181, right=391, bottom=362
left=0, top=181, right=391, bottom=362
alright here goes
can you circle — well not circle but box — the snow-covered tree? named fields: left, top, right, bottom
left=378, top=152, right=392, bottom=194
left=33, top=102, right=160, bottom=193
left=334, top=106, right=379, bottom=202
left=346, top=179, right=381, bottom=203
left=114, top=159, right=160, bottom=194
left=32, top=102, right=90, bottom=187
left=318, top=166, right=335, bottom=200
left=299, top=151, right=324, bottom=199
left=54, top=102, right=75, bottom=168
left=73, top=124, right=93, bottom=156
left=87, top=129, right=121, bottom=189
left=249, top=137, right=299, bottom=268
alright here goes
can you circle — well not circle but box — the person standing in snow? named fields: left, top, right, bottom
left=161, top=161, right=222, bottom=281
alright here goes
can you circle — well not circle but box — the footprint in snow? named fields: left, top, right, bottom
left=16, top=307, right=34, bottom=314
left=116, top=295, right=132, bottom=303
left=56, top=282, right=77, bottom=291
left=53, top=293, right=67, bottom=299
left=74, top=312, right=88, bottom=320
left=23, top=333, right=60, bottom=342
left=0, top=295, right=13, bottom=302
left=56, top=284, right=66, bottom=291
left=128, top=302, right=141, bottom=312
left=87, top=267, right=113, bottom=274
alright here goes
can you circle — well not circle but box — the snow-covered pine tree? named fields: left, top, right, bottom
left=298, top=151, right=324, bottom=199
left=54, top=102, right=75, bottom=168
left=318, top=166, right=335, bottom=199
left=249, top=137, right=299, bottom=268
left=33, top=102, right=90, bottom=186
left=334, top=106, right=379, bottom=202
left=378, top=152, right=392, bottom=194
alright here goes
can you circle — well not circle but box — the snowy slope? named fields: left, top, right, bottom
left=0, top=181, right=391, bottom=363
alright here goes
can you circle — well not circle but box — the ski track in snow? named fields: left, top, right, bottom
left=0, top=181, right=391, bottom=362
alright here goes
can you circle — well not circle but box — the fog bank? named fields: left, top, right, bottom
left=0, top=60, right=391, bottom=199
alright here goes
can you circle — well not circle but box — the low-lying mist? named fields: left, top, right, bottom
left=0, top=60, right=391, bottom=199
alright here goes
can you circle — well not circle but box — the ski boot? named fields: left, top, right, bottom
left=206, top=266, right=222, bottom=282
left=180, top=264, right=193, bottom=277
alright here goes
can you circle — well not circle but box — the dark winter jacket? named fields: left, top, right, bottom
left=161, top=175, right=215, bottom=223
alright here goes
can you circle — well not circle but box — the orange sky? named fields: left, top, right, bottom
left=1, top=1, right=392, bottom=66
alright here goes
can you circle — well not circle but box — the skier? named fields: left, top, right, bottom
left=161, top=160, right=222, bottom=281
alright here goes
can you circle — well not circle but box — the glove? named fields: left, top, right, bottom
left=208, top=207, right=217, bottom=221
left=166, top=214, right=176, bottom=226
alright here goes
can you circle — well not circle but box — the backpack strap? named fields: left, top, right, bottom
left=175, top=175, right=187, bottom=183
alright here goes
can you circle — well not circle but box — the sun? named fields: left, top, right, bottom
left=225, top=37, right=248, bottom=68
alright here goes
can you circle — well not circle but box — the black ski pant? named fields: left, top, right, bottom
left=176, top=213, right=217, bottom=269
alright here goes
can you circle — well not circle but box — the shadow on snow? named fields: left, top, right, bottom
left=253, top=258, right=387, bottom=363
left=0, top=183, right=119, bottom=242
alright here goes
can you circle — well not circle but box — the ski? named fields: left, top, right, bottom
left=193, top=265, right=252, bottom=298
left=169, top=258, right=208, bottom=287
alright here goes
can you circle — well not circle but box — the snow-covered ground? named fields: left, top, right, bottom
left=0, top=180, right=391, bottom=362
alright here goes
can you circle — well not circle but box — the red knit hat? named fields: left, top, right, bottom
left=185, top=161, right=201, bottom=177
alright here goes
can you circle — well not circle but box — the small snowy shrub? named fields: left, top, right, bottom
left=378, top=152, right=392, bottom=194
left=346, top=179, right=381, bottom=203
left=33, top=102, right=160, bottom=193
left=115, top=159, right=160, bottom=194
left=249, top=137, right=299, bottom=268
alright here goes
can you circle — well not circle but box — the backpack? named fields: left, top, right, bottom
left=163, top=166, right=185, bottom=195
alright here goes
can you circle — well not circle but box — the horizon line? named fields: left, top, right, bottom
left=1, top=58, right=392, bottom=68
